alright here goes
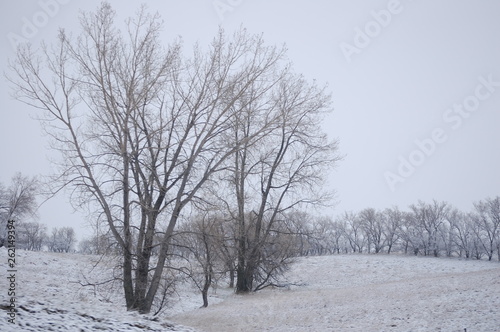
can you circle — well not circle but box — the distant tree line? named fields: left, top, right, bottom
left=300, top=197, right=500, bottom=262
left=163, top=197, right=499, bottom=307
left=168, top=196, right=500, bottom=309
left=14, top=221, right=77, bottom=253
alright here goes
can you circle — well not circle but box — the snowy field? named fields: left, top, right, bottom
left=171, top=254, right=500, bottom=331
left=1, top=249, right=499, bottom=331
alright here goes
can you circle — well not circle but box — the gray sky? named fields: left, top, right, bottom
left=1, top=0, right=499, bottom=239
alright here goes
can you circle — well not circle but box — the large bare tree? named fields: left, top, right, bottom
left=222, top=72, right=340, bottom=292
left=7, top=3, right=322, bottom=313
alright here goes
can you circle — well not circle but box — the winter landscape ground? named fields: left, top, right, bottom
left=1, top=248, right=499, bottom=331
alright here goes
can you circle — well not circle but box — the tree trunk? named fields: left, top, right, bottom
left=236, top=264, right=254, bottom=293
left=201, top=269, right=212, bottom=308
left=229, top=268, right=235, bottom=288
left=236, top=222, right=250, bottom=293
left=123, top=250, right=135, bottom=309
left=132, top=248, right=152, bottom=310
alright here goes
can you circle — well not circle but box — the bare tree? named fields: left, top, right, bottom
left=470, top=217, right=486, bottom=260
left=309, top=215, right=332, bottom=255
left=0, top=173, right=39, bottom=247
left=283, top=211, right=313, bottom=256
left=8, top=3, right=320, bottom=313
left=358, top=208, right=385, bottom=253
left=175, top=212, right=225, bottom=308
left=437, top=219, right=454, bottom=257
left=48, top=226, right=76, bottom=252
left=472, top=197, right=500, bottom=261
left=408, top=200, right=450, bottom=257
left=78, top=238, right=94, bottom=255
left=382, top=207, right=402, bottom=254
left=339, top=212, right=365, bottom=253
left=225, top=71, right=340, bottom=293
left=449, top=210, right=474, bottom=258
left=17, top=221, right=47, bottom=251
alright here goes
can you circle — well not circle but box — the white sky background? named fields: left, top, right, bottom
left=1, top=0, right=499, bottom=239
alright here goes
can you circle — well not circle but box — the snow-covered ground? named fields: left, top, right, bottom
left=1, top=249, right=499, bottom=331
left=0, top=248, right=197, bottom=331
left=171, top=254, right=500, bottom=332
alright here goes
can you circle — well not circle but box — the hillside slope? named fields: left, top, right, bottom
left=0, top=248, right=196, bottom=331
left=1, top=249, right=499, bottom=331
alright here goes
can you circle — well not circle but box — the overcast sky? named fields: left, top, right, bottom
left=1, top=0, right=499, bottom=239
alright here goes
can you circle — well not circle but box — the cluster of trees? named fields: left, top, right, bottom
left=16, top=221, right=76, bottom=253
left=171, top=210, right=308, bottom=308
left=76, top=196, right=500, bottom=311
left=8, top=3, right=339, bottom=314
left=77, top=208, right=322, bottom=310
left=304, top=198, right=500, bottom=262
